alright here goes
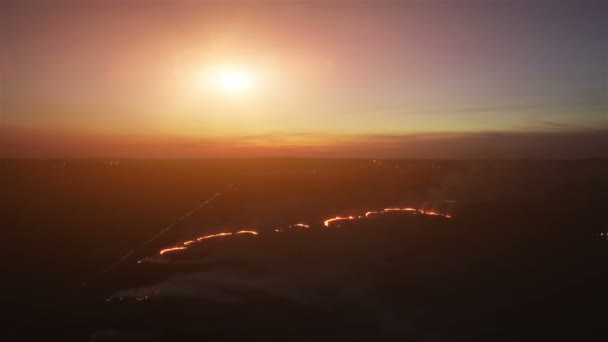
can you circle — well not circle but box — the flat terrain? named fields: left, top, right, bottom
left=2, top=159, right=607, bottom=341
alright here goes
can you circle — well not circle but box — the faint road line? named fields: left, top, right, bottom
left=82, top=185, right=231, bottom=287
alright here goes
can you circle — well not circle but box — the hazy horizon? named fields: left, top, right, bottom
left=1, top=0, right=606, bottom=158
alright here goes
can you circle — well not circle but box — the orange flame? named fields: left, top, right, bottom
left=365, top=211, right=379, bottom=217
left=154, top=207, right=452, bottom=257
left=323, top=216, right=355, bottom=227
left=236, top=230, right=258, bottom=235
left=159, top=246, right=186, bottom=255
left=383, top=207, right=417, bottom=212
left=196, top=232, right=232, bottom=241
left=419, top=209, right=451, bottom=218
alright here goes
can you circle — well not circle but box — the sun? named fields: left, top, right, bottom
left=213, top=68, right=254, bottom=93
left=191, top=64, right=261, bottom=98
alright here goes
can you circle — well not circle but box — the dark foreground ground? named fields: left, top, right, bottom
left=1, top=159, right=607, bottom=341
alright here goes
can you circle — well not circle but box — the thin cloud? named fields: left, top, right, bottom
left=539, top=121, right=599, bottom=132
left=1, top=126, right=607, bottom=159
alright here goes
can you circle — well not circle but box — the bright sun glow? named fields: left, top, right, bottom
left=214, top=68, right=253, bottom=93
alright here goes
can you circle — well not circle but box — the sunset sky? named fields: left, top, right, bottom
left=1, top=1, right=606, bottom=158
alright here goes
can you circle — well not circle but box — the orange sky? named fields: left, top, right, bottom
left=1, top=1, right=606, bottom=158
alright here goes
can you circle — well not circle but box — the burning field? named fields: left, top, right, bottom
left=148, top=206, right=451, bottom=260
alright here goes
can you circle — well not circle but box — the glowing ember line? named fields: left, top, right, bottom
left=323, top=216, right=355, bottom=227
left=236, top=230, right=258, bottom=235
left=159, top=246, right=186, bottom=255
left=419, top=209, right=451, bottom=218
left=365, top=211, right=379, bottom=217
left=383, top=207, right=418, bottom=212
left=196, top=232, right=232, bottom=241
left=155, top=207, right=452, bottom=258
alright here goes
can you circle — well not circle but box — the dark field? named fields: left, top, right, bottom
left=2, top=159, right=608, bottom=341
